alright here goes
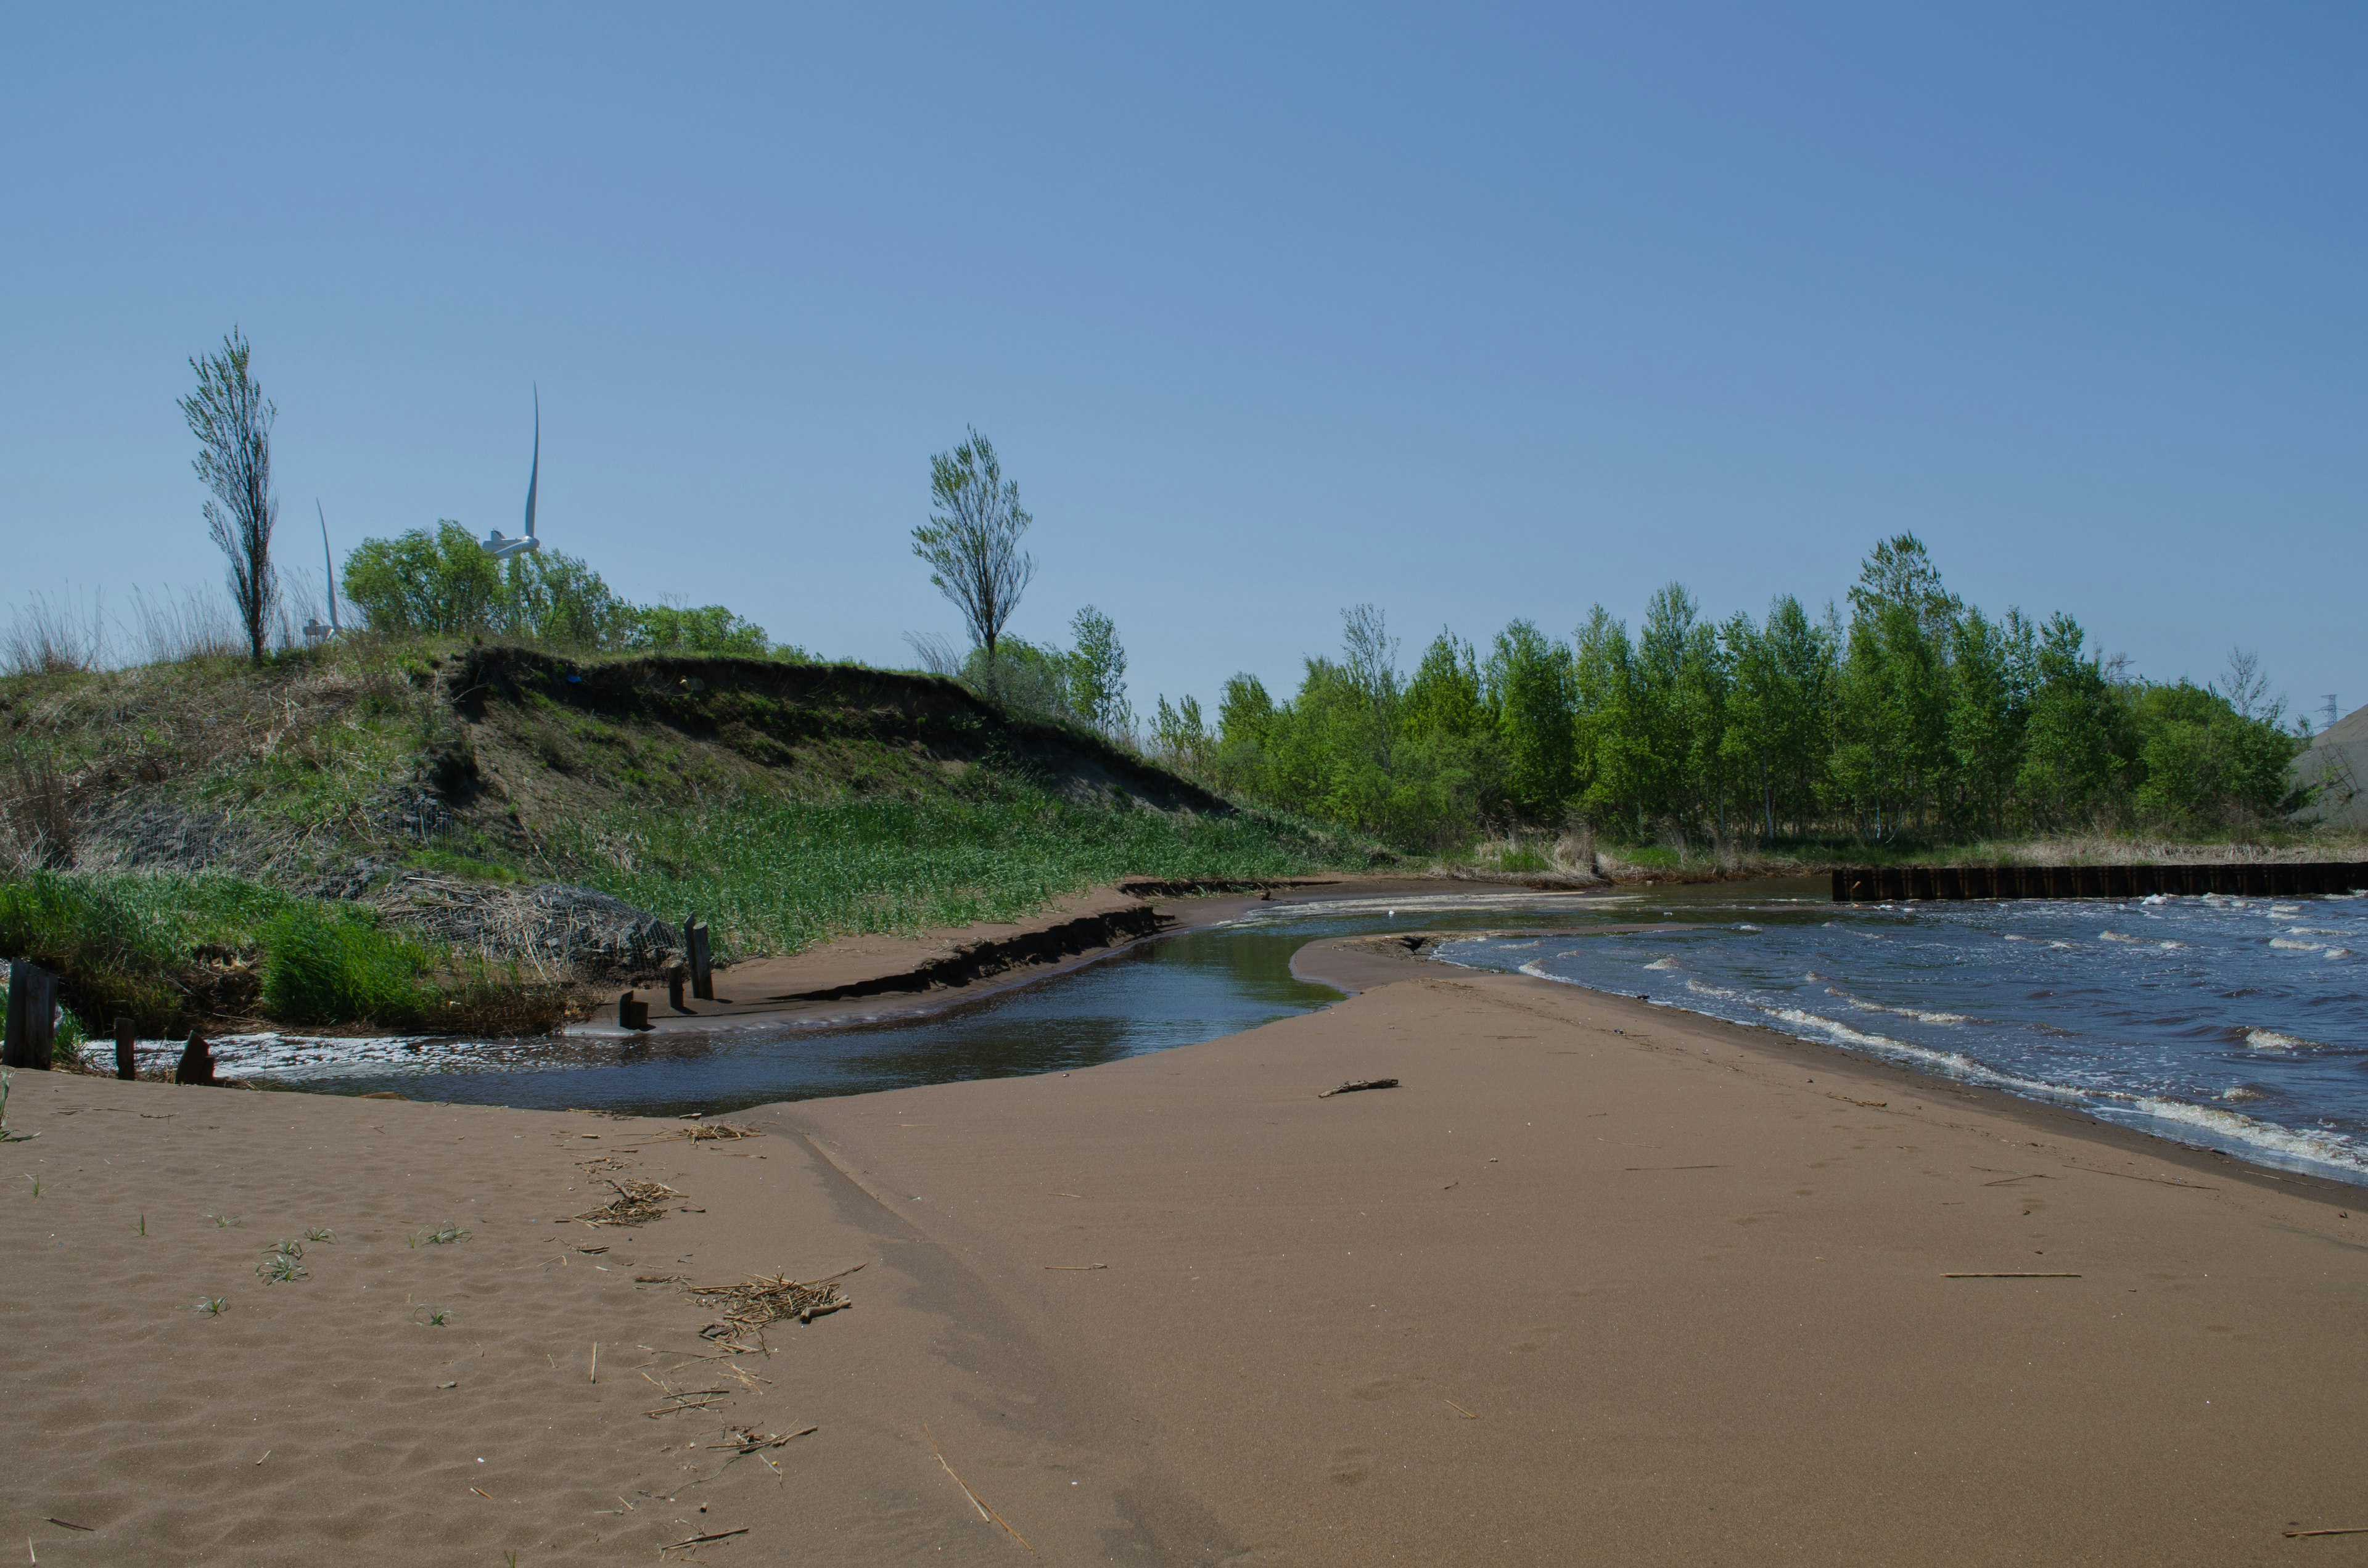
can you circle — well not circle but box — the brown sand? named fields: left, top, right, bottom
left=6, top=942, right=2366, bottom=1564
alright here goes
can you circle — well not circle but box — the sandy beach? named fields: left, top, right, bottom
left=5, top=934, right=2364, bottom=1564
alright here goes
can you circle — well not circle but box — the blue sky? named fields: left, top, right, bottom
left=4, top=5, right=2362, bottom=727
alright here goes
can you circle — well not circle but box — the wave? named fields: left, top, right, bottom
left=2245, top=1028, right=2334, bottom=1052
left=2271, top=938, right=2325, bottom=951
left=1643, top=956, right=1682, bottom=971
left=1498, top=968, right=2368, bottom=1184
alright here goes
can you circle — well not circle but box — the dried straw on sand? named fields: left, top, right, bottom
left=573, top=1178, right=681, bottom=1225
left=686, top=1265, right=862, bottom=1344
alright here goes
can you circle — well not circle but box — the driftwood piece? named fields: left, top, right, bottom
left=3, top=961, right=58, bottom=1070
left=174, top=1030, right=216, bottom=1086
left=1317, top=1078, right=1399, bottom=1099
left=686, top=917, right=714, bottom=1001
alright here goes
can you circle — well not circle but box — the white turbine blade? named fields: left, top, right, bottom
left=318, top=500, right=341, bottom=634
left=524, top=384, right=540, bottom=543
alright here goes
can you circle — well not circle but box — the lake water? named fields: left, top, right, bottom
left=1436, top=883, right=2368, bottom=1184
left=221, top=879, right=2368, bottom=1186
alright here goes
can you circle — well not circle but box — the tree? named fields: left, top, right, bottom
left=913, top=428, right=1035, bottom=684
left=1486, top=619, right=1576, bottom=827
left=179, top=328, right=279, bottom=663
left=1064, top=607, right=1132, bottom=736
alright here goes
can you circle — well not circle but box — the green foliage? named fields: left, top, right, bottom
left=631, top=603, right=771, bottom=656
left=258, top=905, right=429, bottom=1025
left=556, top=779, right=1347, bottom=956
left=342, top=522, right=778, bottom=656
left=1178, top=535, right=2304, bottom=853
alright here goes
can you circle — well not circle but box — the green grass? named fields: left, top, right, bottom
left=258, top=905, right=430, bottom=1025
left=0, top=868, right=560, bottom=1033
left=556, top=784, right=1357, bottom=956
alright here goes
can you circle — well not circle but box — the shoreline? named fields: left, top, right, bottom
left=1298, top=931, right=2363, bottom=1202
left=6, top=950, right=2364, bottom=1562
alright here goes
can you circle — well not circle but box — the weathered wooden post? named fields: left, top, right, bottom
left=174, top=1029, right=215, bottom=1086
left=617, top=990, right=652, bottom=1031
left=3, top=961, right=59, bottom=1070
left=113, top=1017, right=136, bottom=1080
left=686, top=918, right=713, bottom=1002
left=665, top=964, right=690, bottom=1014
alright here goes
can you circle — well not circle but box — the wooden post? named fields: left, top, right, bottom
left=617, top=991, right=652, bottom=1031
left=3, top=961, right=58, bottom=1070
left=666, top=966, right=689, bottom=1014
left=688, top=919, right=713, bottom=1002
left=113, top=1017, right=136, bottom=1080
left=174, top=1030, right=215, bottom=1086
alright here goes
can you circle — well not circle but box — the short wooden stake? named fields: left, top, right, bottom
left=2, top=961, right=58, bottom=1070
left=113, top=1017, right=136, bottom=1080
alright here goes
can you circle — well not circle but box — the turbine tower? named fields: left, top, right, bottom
left=305, top=500, right=342, bottom=644
left=482, top=387, right=544, bottom=560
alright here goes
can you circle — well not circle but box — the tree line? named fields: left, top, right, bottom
left=160, top=333, right=2304, bottom=852
left=1144, top=536, right=2304, bottom=850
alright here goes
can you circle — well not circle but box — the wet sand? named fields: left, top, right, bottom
left=5, top=940, right=2364, bottom=1564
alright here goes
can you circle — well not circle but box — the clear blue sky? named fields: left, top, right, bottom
left=5, top=5, right=2362, bottom=727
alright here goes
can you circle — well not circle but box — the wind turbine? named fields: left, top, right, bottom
left=482, top=386, right=543, bottom=560
left=304, top=500, right=342, bottom=644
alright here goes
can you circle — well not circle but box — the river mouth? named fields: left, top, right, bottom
left=223, top=885, right=1672, bottom=1114
left=221, top=876, right=2368, bottom=1186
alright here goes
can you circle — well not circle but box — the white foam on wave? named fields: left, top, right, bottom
left=1496, top=964, right=2368, bottom=1184
left=2142, top=893, right=2174, bottom=906
left=1734, top=922, right=1761, bottom=932
left=2271, top=938, right=2325, bottom=952
left=1825, top=985, right=1970, bottom=1026
left=1643, top=956, right=1682, bottom=971
left=2245, top=1028, right=2333, bottom=1052
left=2002, top=933, right=2033, bottom=942
left=2048, top=940, right=2075, bottom=950
left=2328, top=948, right=2354, bottom=960
left=2100, top=930, right=2140, bottom=943
left=2220, top=1086, right=2264, bottom=1102
left=1685, top=978, right=1743, bottom=999
left=2124, top=1096, right=2368, bottom=1178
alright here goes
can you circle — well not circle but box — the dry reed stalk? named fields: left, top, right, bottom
left=924, top=1423, right=1033, bottom=1553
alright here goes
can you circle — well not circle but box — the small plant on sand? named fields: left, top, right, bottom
left=303, top=1226, right=334, bottom=1243
left=138, top=1212, right=146, bottom=1236
left=210, top=1213, right=241, bottom=1228
left=411, top=1223, right=471, bottom=1247
left=257, top=1241, right=307, bottom=1284
left=194, top=1295, right=228, bottom=1316
left=0, top=1069, right=35, bottom=1143
left=415, top=1305, right=451, bottom=1327
left=27, top=1173, right=41, bottom=1197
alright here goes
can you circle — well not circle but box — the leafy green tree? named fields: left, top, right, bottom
left=1151, top=694, right=1213, bottom=774
left=1486, top=619, right=1576, bottom=827
left=1064, top=607, right=1132, bottom=736
left=1832, top=536, right=1958, bottom=840
left=913, top=428, right=1034, bottom=680
left=2015, top=613, right=2124, bottom=827
left=343, top=523, right=504, bottom=636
